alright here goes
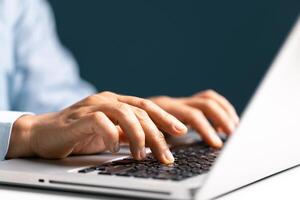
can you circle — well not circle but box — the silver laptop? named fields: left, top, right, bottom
left=1, top=16, right=300, bottom=200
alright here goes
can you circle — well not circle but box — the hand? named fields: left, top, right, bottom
left=150, top=90, right=239, bottom=148
left=7, top=92, right=187, bottom=164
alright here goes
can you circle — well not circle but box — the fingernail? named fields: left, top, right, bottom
left=163, top=150, right=174, bottom=164
left=214, top=136, right=223, bottom=148
left=209, top=129, right=223, bottom=148
left=138, top=148, right=147, bottom=160
left=173, top=123, right=187, bottom=134
left=112, top=143, right=120, bottom=153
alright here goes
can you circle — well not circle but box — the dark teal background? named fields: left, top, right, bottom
left=48, top=0, right=299, bottom=113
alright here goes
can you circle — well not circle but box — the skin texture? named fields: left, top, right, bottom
left=7, top=90, right=239, bottom=164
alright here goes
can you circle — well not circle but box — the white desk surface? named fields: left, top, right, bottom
left=1, top=165, right=299, bottom=200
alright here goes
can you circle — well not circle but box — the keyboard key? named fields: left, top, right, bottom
left=98, top=171, right=112, bottom=175
left=78, top=141, right=220, bottom=181
left=78, top=167, right=96, bottom=173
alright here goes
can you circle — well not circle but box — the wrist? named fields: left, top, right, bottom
left=6, top=115, right=36, bottom=158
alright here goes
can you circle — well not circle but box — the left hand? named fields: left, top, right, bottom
left=150, top=90, right=239, bottom=148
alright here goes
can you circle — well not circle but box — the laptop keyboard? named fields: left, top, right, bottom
left=78, top=142, right=220, bottom=181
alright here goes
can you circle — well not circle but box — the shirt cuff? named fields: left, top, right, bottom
left=0, top=111, right=34, bottom=161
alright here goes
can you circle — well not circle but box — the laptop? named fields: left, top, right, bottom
left=1, top=16, right=300, bottom=200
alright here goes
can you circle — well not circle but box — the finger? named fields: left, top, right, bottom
left=162, top=103, right=223, bottom=148
left=216, top=126, right=224, bottom=133
left=116, top=125, right=129, bottom=143
left=195, top=90, right=239, bottom=124
left=99, top=102, right=146, bottom=160
left=75, top=103, right=146, bottom=159
left=118, top=95, right=187, bottom=136
left=131, top=106, right=174, bottom=164
left=186, top=99, right=235, bottom=135
left=71, top=112, right=120, bottom=153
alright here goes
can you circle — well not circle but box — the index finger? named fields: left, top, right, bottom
left=118, top=95, right=188, bottom=136
left=196, top=90, right=239, bottom=124
left=131, top=106, right=174, bottom=164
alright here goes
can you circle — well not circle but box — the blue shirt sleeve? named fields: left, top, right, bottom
left=0, top=123, right=12, bottom=161
left=0, top=112, right=33, bottom=160
left=0, top=0, right=97, bottom=160
left=11, top=0, right=96, bottom=114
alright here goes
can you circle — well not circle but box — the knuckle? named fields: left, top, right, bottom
left=155, top=132, right=168, bottom=148
left=118, top=103, right=130, bottom=112
left=202, top=99, right=216, bottom=109
left=162, top=111, right=169, bottom=119
left=156, top=96, right=171, bottom=101
left=157, top=109, right=172, bottom=123
left=138, top=99, right=153, bottom=109
left=187, top=109, right=204, bottom=120
left=135, top=107, right=148, bottom=115
left=91, top=111, right=104, bottom=121
left=148, top=129, right=166, bottom=146
left=68, top=111, right=83, bottom=119
left=85, top=95, right=98, bottom=104
left=115, top=103, right=131, bottom=116
left=157, top=131, right=166, bottom=141
left=135, top=108, right=149, bottom=120
left=204, top=89, right=217, bottom=97
left=100, top=91, right=115, bottom=96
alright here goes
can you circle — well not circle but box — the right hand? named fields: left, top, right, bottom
left=7, top=92, right=187, bottom=164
